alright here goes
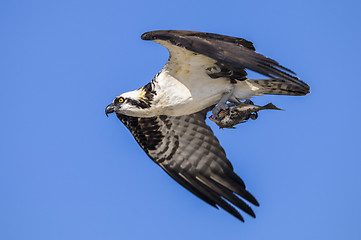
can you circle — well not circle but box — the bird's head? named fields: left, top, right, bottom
left=105, top=95, right=127, bottom=117
left=105, top=89, right=153, bottom=117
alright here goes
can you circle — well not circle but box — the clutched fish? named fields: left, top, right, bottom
left=209, top=101, right=283, bottom=129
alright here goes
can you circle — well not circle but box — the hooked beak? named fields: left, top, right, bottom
left=105, top=103, right=115, bottom=117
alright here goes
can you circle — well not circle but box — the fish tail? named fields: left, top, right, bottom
left=261, top=103, right=284, bottom=111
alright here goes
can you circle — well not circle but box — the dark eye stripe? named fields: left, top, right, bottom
left=125, top=98, right=151, bottom=109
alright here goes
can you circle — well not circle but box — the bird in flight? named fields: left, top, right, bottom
left=105, top=30, right=309, bottom=222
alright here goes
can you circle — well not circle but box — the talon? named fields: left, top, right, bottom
left=244, top=99, right=254, bottom=105
left=211, top=87, right=235, bottom=120
left=212, top=103, right=227, bottom=118
left=250, top=112, right=258, bottom=120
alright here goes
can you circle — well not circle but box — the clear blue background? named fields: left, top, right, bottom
left=1, top=0, right=360, bottom=239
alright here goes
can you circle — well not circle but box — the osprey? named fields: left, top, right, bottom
left=105, top=30, right=309, bottom=221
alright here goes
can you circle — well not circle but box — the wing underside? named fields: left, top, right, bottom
left=116, top=110, right=259, bottom=221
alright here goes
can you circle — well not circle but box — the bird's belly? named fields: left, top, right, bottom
left=156, top=98, right=217, bottom=116
left=153, top=79, right=233, bottom=116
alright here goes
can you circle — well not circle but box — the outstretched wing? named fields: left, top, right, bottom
left=116, top=109, right=259, bottom=221
left=141, top=30, right=309, bottom=92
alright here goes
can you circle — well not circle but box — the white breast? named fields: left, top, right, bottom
left=143, top=41, right=256, bottom=116
left=152, top=68, right=232, bottom=116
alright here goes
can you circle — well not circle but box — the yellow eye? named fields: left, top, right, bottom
left=118, top=97, right=124, bottom=103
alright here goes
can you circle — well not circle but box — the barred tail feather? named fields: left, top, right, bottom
left=248, top=78, right=310, bottom=96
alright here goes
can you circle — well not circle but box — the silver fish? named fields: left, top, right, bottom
left=209, top=101, right=283, bottom=129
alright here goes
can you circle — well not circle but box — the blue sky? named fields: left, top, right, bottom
left=1, top=0, right=361, bottom=239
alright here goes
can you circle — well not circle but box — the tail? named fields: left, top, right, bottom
left=247, top=78, right=310, bottom=96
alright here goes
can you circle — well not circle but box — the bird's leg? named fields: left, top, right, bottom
left=229, top=97, right=241, bottom=106
left=212, top=87, right=235, bottom=120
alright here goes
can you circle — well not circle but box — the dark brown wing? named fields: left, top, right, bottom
left=116, top=109, right=259, bottom=222
left=141, top=30, right=309, bottom=92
